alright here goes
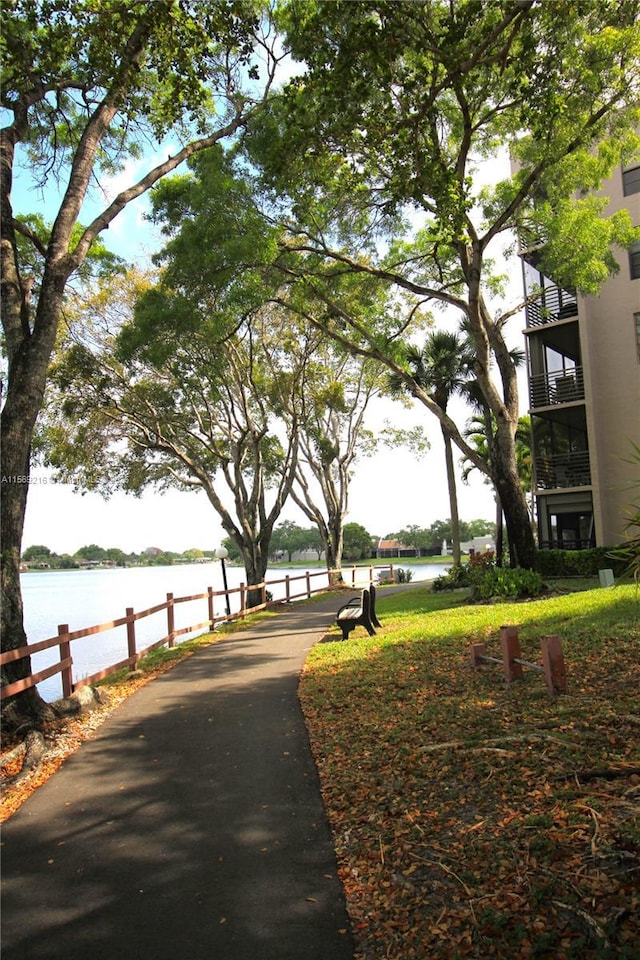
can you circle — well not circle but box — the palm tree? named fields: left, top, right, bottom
left=389, top=330, right=475, bottom=565
left=462, top=410, right=533, bottom=566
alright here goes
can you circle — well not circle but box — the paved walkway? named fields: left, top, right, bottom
left=1, top=587, right=413, bottom=960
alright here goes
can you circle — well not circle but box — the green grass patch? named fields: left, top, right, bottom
left=301, top=584, right=640, bottom=960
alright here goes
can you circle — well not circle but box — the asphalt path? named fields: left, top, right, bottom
left=1, top=585, right=418, bottom=960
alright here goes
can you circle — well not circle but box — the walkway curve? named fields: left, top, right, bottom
left=1, top=584, right=419, bottom=960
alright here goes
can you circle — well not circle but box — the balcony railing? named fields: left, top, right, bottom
left=529, top=367, right=585, bottom=408
left=526, top=285, right=578, bottom=328
left=535, top=451, right=591, bottom=490
left=538, top=537, right=596, bottom=550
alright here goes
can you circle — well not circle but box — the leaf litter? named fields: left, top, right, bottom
left=299, top=588, right=640, bottom=960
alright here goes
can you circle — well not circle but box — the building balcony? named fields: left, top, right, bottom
left=529, top=367, right=585, bottom=408
left=525, top=285, right=578, bottom=328
left=538, top=536, right=596, bottom=550
left=534, top=451, right=591, bottom=490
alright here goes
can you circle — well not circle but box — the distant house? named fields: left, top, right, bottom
left=376, top=536, right=495, bottom=559
left=76, top=559, right=117, bottom=568
left=291, top=548, right=325, bottom=563
left=460, top=537, right=496, bottom=556
left=375, top=539, right=420, bottom=558
left=270, top=548, right=325, bottom=563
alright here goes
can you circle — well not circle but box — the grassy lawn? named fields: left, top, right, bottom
left=299, top=583, right=640, bottom=960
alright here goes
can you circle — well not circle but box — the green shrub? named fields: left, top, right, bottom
left=432, top=563, right=471, bottom=591
left=535, top=547, right=626, bottom=578
left=395, top=567, right=414, bottom=583
left=472, top=567, right=545, bottom=601
left=534, top=549, right=565, bottom=577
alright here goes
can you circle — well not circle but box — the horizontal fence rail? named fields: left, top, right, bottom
left=1, top=564, right=396, bottom=702
left=470, top=625, right=567, bottom=695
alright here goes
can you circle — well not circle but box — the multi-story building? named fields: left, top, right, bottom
left=519, top=161, right=640, bottom=550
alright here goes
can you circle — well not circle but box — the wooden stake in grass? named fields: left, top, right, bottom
left=500, top=625, right=522, bottom=683
left=471, top=629, right=567, bottom=696
left=541, top=635, right=567, bottom=694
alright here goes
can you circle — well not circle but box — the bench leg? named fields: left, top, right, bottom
left=361, top=609, right=376, bottom=636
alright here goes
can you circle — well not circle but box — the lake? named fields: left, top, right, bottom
left=21, top=560, right=450, bottom=702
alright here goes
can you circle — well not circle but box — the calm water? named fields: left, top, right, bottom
left=21, top=560, right=448, bottom=702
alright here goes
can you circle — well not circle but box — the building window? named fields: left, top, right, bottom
left=631, top=242, right=640, bottom=280
left=622, top=164, right=640, bottom=196
left=636, top=313, right=640, bottom=363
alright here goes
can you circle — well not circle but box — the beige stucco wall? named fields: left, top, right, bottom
left=579, top=167, right=640, bottom=545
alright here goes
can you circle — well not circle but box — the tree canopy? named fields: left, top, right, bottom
left=45, top=268, right=307, bottom=606
left=245, top=0, right=640, bottom=571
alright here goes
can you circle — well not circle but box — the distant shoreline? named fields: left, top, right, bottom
left=21, top=555, right=454, bottom=574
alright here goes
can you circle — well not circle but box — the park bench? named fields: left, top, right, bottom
left=336, top=586, right=380, bottom=640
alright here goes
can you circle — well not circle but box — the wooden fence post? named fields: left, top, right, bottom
left=390, top=563, right=395, bottom=583
left=58, top=624, right=73, bottom=698
left=285, top=575, right=291, bottom=603
left=541, top=635, right=567, bottom=694
left=262, top=581, right=267, bottom=606
left=240, top=583, right=246, bottom=617
left=166, top=593, right=175, bottom=647
left=126, top=607, right=137, bottom=672
left=470, top=642, right=486, bottom=667
left=306, top=570, right=311, bottom=598
left=500, top=625, right=522, bottom=682
left=208, top=586, right=215, bottom=629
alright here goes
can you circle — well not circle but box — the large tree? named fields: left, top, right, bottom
left=122, top=141, right=422, bottom=586
left=286, top=342, right=384, bottom=582
left=250, top=0, right=640, bottom=570
left=1, top=0, right=281, bottom=719
left=45, top=276, right=303, bottom=610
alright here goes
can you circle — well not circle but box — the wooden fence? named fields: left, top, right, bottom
left=470, top=624, right=567, bottom=695
left=1, top=564, right=395, bottom=702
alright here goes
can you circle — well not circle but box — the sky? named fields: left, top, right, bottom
left=11, top=109, right=524, bottom=557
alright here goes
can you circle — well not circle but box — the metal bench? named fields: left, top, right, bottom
left=336, top=587, right=377, bottom=640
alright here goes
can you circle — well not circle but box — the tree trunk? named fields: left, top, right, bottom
left=495, top=495, right=504, bottom=567
left=493, top=449, right=536, bottom=569
left=288, top=486, right=344, bottom=585
left=232, top=532, right=271, bottom=612
left=463, top=248, right=536, bottom=570
left=442, top=428, right=462, bottom=566
left=324, top=511, right=344, bottom=584
left=1, top=282, right=64, bottom=722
